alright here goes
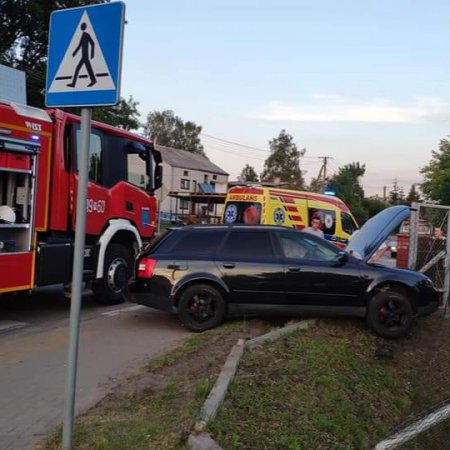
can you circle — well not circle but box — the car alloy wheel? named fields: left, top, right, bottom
left=178, top=284, right=226, bottom=332
left=367, top=290, right=413, bottom=339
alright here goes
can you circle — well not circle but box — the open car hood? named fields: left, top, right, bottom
left=346, top=205, right=410, bottom=262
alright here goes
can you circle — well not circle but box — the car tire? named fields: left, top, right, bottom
left=177, top=284, right=226, bottom=332
left=367, top=289, right=414, bottom=339
left=92, top=243, right=133, bottom=305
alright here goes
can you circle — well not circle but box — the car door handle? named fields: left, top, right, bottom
left=223, top=263, right=236, bottom=269
left=288, top=266, right=301, bottom=272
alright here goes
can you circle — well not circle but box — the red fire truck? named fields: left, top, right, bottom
left=0, top=100, right=162, bottom=304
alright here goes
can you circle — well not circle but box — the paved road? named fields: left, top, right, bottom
left=0, top=288, right=188, bottom=450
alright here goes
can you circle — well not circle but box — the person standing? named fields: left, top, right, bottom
left=67, top=22, right=96, bottom=88
left=304, top=216, right=324, bottom=238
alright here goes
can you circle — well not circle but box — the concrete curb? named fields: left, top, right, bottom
left=197, top=338, right=245, bottom=428
left=187, top=320, right=316, bottom=450
left=0, top=320, right=28, bottom=335
left=245, top=319, right=316, bottom=349
left=187, top=432, right=223, bottom=450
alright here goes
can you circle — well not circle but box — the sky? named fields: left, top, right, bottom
left=120, top=0, right=450, bottom=196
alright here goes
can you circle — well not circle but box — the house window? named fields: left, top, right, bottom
left=204, top=174, right=209, bottom=182
left=210, top=181, right=216, bottom=192
left=213, top=175, right=217, bottom=180
left=180, top=199, right=189, bottom=210
left=180, top=179, right=190, bottom=190
left=183, top=170, right=189, bottom=176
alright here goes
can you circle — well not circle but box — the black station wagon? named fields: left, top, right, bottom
left=125, top=206, right=439, bottom=338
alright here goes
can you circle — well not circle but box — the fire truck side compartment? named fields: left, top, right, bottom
left=36, top=241, right=73, bottom=285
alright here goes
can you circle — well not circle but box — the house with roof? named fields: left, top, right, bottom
left=155, top=144, right=229, bottom=221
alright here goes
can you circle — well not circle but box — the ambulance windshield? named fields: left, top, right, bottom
left=224, top=202, right=261, bottom=225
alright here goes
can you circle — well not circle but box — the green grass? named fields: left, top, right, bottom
left=40, top=320, right=252, bottom=450
left=40, top=317, right=445, bottom=450
left=144, top=319, right=249, bottom=372
left=209, top=321, right=414, bottom=450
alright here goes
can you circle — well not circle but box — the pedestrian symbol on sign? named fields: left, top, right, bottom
left=48, top=10, right=115, bottom=94
left=67, top=22, right=96, bottom=88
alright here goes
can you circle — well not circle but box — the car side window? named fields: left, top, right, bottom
left=170, top=230, right=227, bottom=256
left=221, top=231, right=274, bottom=259
left=278, top=231, right=339, bottom=262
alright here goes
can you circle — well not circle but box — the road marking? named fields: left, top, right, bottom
left=0, top=321, right=29, bottom=334
left=100, top=304, right=145, bottom=317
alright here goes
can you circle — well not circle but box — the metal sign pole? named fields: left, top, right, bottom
left=62, top=107, right=92, bottom=450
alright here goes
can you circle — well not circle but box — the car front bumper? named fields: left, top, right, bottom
left=417, top=299, right=439, bottom=316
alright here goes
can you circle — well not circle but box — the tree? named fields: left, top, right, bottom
left=92, top=96, right=141, bottom=130
left=239, top=164, right=259, bottom=182
left=144, top=110, right=205, bottom=156
left=388, top=179, right=406, bottom=205
left=421, top=139, right=450, bottom=205
left=0, top=1, right=108, bottom=107
left=328, top=162, right=367, bottom=223
left=260, top=130, right=305, bottom=189
left=406, top=184, right=421, bottom=204
left=363, top=197, right=388, bottom=219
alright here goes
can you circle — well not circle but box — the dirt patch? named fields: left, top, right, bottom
left=108, top=318, right=270, bottom=400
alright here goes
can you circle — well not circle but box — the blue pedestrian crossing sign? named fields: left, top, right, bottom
left=45, top=2, right=125, bottom=107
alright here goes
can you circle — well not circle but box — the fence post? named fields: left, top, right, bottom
left=443, top=211, right=450, bottom=314
left=408, top=202, right=420, bottom=270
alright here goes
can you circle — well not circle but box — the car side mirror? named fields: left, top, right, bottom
left=335, top=251, right=348, bottom=265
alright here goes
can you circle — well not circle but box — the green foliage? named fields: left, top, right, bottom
left=0, top=0, right=108, bottom=107
left=144, top=110, right=205, bottom=156
left=239, top=164, right=259, bottom=182
left=421, top=138, right=450, bottom=205
left=388, top=179, right=406, bottom=205
left=406, top=184, right=421, bottom=204
left=261, top=130, right=305, bottom=189
left=362, top=197, right=388, bottom=219
left=92, top=96, right=141, bottom=131
left=328, top=162, right=367, bottom=223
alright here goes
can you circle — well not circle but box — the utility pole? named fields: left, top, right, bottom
left=317, top=156, right=333, bottom=189
left=383, top=185, right=387, bottom=201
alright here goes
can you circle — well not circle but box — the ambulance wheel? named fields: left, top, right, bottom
left=93, top=244, right=133, bottom=305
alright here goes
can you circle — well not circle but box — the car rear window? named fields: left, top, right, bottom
left=169, top=229, right=227, bottom=256
left=142, top=230, right=173, bottom=254
left=220, top=230, right=274, bottom=259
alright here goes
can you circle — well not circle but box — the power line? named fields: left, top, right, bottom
left=201, top=133, right=270, bottom=153
left=201, top=133, right=320, bottom=159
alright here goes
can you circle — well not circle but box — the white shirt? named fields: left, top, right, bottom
left=303, top=227, right=324, bottom=238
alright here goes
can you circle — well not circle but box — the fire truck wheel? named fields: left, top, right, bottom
left=93, top=243, right=133, bottom=305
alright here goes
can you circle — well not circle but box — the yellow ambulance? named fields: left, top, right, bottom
left=222, top=186, right=358, bottom=248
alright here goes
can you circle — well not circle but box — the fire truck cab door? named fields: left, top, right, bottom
left=70, top=127, right=110, bottom=236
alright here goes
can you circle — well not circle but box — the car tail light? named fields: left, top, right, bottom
left=137, top=257, right=157, bottom=278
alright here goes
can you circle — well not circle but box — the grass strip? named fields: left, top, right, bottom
left=210, top=320, right=414, bottom=450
